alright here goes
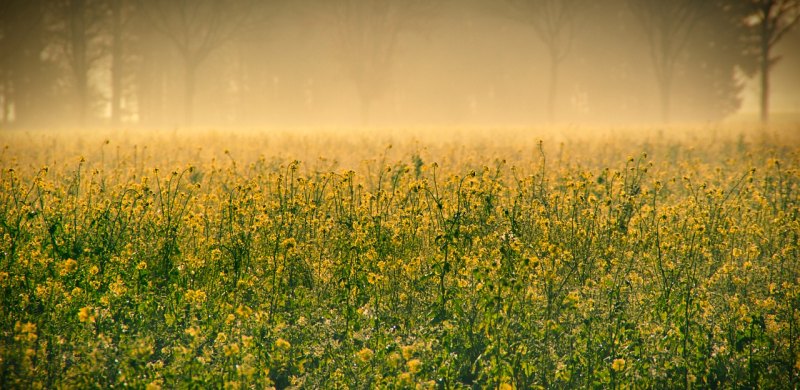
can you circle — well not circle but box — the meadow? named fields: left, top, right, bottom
left=0, top=125, right=798, bottom=388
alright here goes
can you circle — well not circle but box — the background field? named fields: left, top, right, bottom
left=1, top=125, right=799, bottom=388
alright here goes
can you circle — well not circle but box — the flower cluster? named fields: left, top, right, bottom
left=0, top=127, right=798, bottom=388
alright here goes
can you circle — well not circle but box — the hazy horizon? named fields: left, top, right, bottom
left=1, top=0, right=799, bottom=130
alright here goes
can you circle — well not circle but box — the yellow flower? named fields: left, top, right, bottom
left=71, top=287, right=83, bottom=297
left=275, top=337, right=291, bottom=350
left=401, top=344, right=415, bottom=360
left=611, top=358, right=626, bottom=372
left=398, top=372, right=412, bottom=384
left=237, top=363, right=256, bottom=377
left=21, top=321, right=37, bottom=334
left=145, top=380, right=162, bottom=390
left=224, top=343, right=240, bottom=356
left=235, top=305, right=252, bottom=319
left=109, top=278, right=127, bottom=296
left=185, top=289, right=207, bottom=305
left=499, top=383, right=514, bottom=390
left=356, top=347, right=374, bottom=363
left=136, top=261, right=148, bottom=270
left=406, top=358, right=422, bottom=374
left=223, top=380, right=240, bottom=390
left=78, top=306, right=95, bottom=323
left=388, top=352, right=403, bottom=368
left=14, top=321, right=38, bottom=342
left=281, top=238, right=297, bottom=251
left=367, top=272, right=380, bottom=284
left=185, top=326, right=200, bottom=338
left=60, top=258, right=78, bottom=276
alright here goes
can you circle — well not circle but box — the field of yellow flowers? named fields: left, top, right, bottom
left=1, top=126, right=798, bottom=388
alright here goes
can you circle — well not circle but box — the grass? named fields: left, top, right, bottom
left=0, top=125, right=798, bottom=388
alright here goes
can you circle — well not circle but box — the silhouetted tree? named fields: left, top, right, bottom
left=48, top=0, right=109, bottom=126
left=108, top=0, right=139, bottom=127
left=0, top=1, right=45, bottom=125
left=679, top=1, right=757, bottom=121
left=745, top=0, right=800, bottom=123
left=137, top=0, right=265, bottom=127
left=628, top=0, right=710, bottom=123
left=505, top=0, right=582, bottom=123
left=323, top=0, right=442, bottom=125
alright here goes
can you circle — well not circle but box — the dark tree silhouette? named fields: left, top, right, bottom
left=0, top=0, right=45, bottom=125
left=679, top=1, right=757, bottom=121
left=109, top=0, right=138, bottom=127
left=628, top=0, right=709, bottom=123
left=137, top=0, right=265, bottom=127
left=49, top=0, right=109, bottom=126
left=325, top=0, right=441, bottom=126
left=505, top=0, right=582, bottom=123
left=746, top=0, right=800, bottom=123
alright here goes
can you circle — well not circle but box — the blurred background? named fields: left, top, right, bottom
left=1, top=0, right=798, bottom=130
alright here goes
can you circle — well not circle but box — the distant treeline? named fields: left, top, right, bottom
left=0, top=0, right=796, bottom=128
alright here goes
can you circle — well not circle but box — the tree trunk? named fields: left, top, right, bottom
left=110, top=0, right=122, bottom=127
left=184, top=61, right=197, bottom=128
left=0, top=78, right=7, bottom=124
left=657, top=39, right=673, bottom=123
left=546, top=53, right=558, bottom=123
left=760, top=54, right=769, bottom=124
left=659, top=73, right=672, bottom=123
left=759, top=7, right=771, bottom=124
left=71, top=0, right=88, bottom=127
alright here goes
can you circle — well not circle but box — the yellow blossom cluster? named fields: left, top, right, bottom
left=1, top=126, right=798, bottom=388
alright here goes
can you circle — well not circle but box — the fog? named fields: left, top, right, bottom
left=1, top=0, right=799, bottom=130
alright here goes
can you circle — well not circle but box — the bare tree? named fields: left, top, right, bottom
left=109, top=0, right=138, bottom=127
left=137, top=0, right=265, bottom=127
left=325, top=0, right=441, bottom=125
left=505, top=0, right=581, bottom=123
left=0, top=0, right=43, bottom=124
left=628, top=0, right=709, bottom=123
left=49, top=0, right=109, bottom=126
left=746, top=0, right=800, bottom=123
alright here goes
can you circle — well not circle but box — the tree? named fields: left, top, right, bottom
left=0, top=0, right=47, bottom=125
left=628, top=0, right=709, bottom=123
left=48, top=0, right=109, bottom=127
left=137, top=0, right=264, bottom=127
left=505, top=0, right=581, bottom=123
left=324, top=0, right=441, bottom=125
left=678, top=1, right=757, bottom=121
left=746, top=0, right=800, bottom=123
left=109, top=0, right=138, bottom=127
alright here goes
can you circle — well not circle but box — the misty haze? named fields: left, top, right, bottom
left=1, top=1, right=800, bottom=389
left=1, top=0, right=799, bottom=129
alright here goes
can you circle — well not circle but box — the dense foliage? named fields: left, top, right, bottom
left=1, top=128, right=798, bottom=388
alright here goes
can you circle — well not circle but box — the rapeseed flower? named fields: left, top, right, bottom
left=356, top=347, right=374, bottom=362
left=78, top=306, right=95, bottom=323
left=275, top=337, right=291, bottom=350
left=406, top=358, right=422, bottom=374
left=612, top=358, right=626, bottom=372
left=59, top=258, right=78, bottom=276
